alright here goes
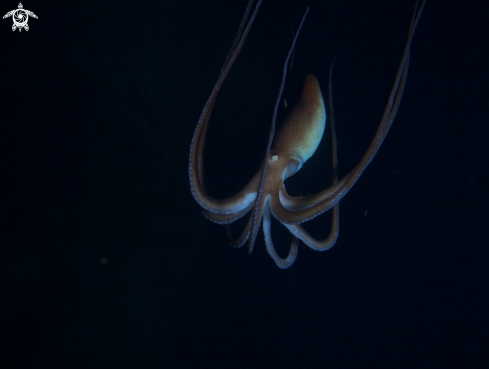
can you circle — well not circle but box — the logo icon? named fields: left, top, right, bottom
left=3, top=3, right=37, bottom=32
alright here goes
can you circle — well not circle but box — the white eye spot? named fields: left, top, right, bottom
left=271, top=155, right=278, bottom=161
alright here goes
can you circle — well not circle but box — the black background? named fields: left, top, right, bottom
left=1, top=0, right=487, bottom=368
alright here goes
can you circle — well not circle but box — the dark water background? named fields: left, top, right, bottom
left=1, top=0, right=487, bottom=368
